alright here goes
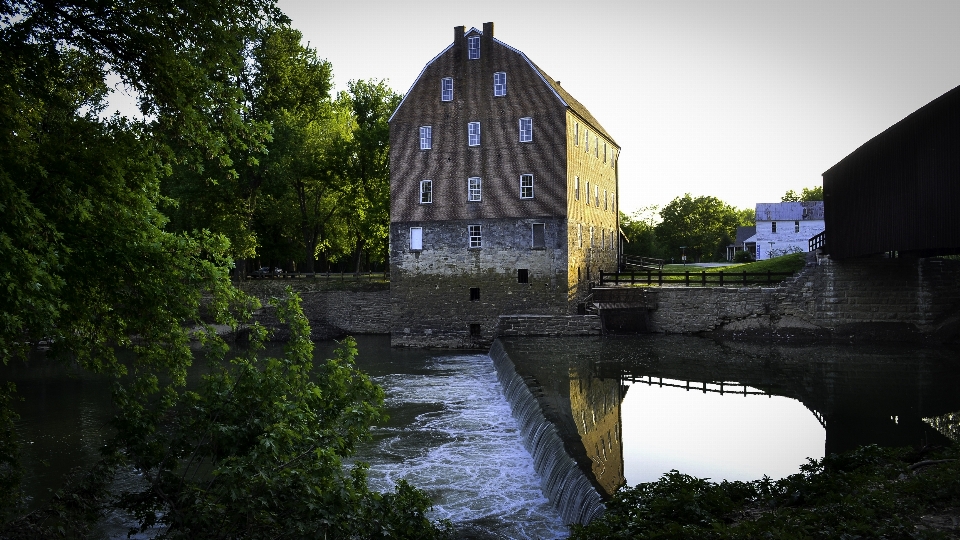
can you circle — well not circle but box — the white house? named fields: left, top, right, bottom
left=744, top=201, right=824, bottom=260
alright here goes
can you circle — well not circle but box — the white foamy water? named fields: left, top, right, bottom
left=355, top=353, right=569, bottom=540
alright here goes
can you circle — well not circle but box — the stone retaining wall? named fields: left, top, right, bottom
left=496, top=314, right=601, bottom=337
left=632, top=255, right=960, bottom=342
left=243, top=284, right=391, bottom=341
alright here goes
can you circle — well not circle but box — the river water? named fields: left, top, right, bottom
left=4, top=335, right=960, bottom=538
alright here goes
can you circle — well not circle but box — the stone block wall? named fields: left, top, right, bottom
left=390, top=218, right=571, bottom=348
left=496, top=314, right=601, bottom=337
left=634, top=255, right=960, bottom=341
left=243, top=284, right=391, bottom=341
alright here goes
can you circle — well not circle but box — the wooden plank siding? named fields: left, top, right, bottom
left=822, top=84, right=960, bottom=259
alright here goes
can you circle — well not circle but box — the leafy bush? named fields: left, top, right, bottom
left=733, top=250, right=754, bottom=263
left=571, top=444, right=960, bottom=539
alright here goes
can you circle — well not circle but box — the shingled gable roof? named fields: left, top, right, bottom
left=389, top=26, right=618, bottom=146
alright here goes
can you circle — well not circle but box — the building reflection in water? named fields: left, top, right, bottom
left=497, top=336, right=960, bottom=500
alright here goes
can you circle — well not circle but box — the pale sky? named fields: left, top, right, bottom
left=281, top=1, right=960, bottom=213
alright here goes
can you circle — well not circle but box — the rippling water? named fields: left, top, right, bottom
left=350, top=351, right=569, bottom=539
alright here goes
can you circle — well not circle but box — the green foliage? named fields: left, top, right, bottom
left=620, top=206, right=663, bottom=259
left=654, top=195, right=754, bottom=263
left=1, top=1, right=444, bottom=536
left=572, top=444, right=960, bottom=539
left=733, top=250, right=754, bottom=263
left=111, top=291, right=448, bottom=539
left=782, top=186, right=824, bottom=202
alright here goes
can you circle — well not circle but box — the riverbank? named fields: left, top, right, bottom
left=570, top=443, right=960, bottom=538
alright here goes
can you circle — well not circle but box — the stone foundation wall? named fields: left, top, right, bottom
left=244, top=285, right=391, bottom=341
left=496, top=315, right=601, bottom=337
left=633, top=255, right=960, bottom=342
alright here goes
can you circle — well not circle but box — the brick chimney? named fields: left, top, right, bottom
left=453, top=26, right=467, bottom=51
left=482, top=21, right=494, bottom=38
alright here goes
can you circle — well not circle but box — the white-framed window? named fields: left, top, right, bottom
left=410, top=227, right=423, bottom=251
left=419, top=180, right=432, bottom=204
left=468, top=121, right=480, bottom=146
left=574, top=176, right=580, bottom=200
left=494, top=72, right=506, bottom=96
left=595, top=185, right=600, bottom=207
left=585, top=181, right=590, bottom=205
left=468, top=177, right=481, bottom=201
left=468, top=224, right=482, bottom=248
left=519, top=117, right=532, bottom=143
left=590, top=226, right=594, bottom=248
left=532, top=223, right=545, bottom=249
left=574, top=122, right=579, bottom=146
left=519, top=174, right=534, bottom=199
left=441, top=77, right=453, bottom=102
left=419, top=126, right=432, bottom=150
left=585, top=130, right=590, bottom=152
left=468, top=36, right=480, bottom=59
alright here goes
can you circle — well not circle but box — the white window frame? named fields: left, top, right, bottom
left=574, top=176, right=580, bottom=200
left=468, top=224, right=482, bottom=248
left=585, top=181, right=590, bottom=205
left=468, top=36, right=480, bottom=59
left=419, top=126, right=432, bottom=150
left=595, top=185, right=600, bottom=207
left=494, top=72, right=506, bottom=96
left=590, top=226, right=594, bottom=248
left=468, top=121, right=480, bottom=146
left=585, top=130, right=590, bottom=152
left=419, top=179, right=432, bottom=204
left=519, top=117, right=532, bottom=143
left=531, top=223, right=545, bottom=249
left=441, top=77, right=453, bottom=102
left=468, top=177, right=481, bottom=202
left=519, top=174, right=534, bottom=199
left=410, top=227, right=423, bottom=251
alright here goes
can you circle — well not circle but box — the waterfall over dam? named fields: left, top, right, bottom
left=489, top=340, right=606, bottom=525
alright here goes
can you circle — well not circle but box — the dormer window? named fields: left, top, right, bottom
left=468, top=36, right=480, bottom=59
left=441, top=77, right=453, bottom=101
left=494, top=72, right=506, bottom=96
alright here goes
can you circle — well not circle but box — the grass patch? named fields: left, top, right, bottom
left=571, top=444, right=960, bottom=539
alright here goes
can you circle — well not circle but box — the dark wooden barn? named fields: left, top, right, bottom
left=822, top=84, right=960, bottom=259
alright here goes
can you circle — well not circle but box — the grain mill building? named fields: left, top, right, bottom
left=389, top=23, right=620, bottom=347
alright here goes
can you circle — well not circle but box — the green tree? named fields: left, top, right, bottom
left=654, top=195, right=754, bottom=262
left=620, top=206, right=663, bottom=259
left=339, top=79, right=402, bottom=271
left=0, top=1, right=443, bottom=535
left=782, top=186, right=824, bottom=202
